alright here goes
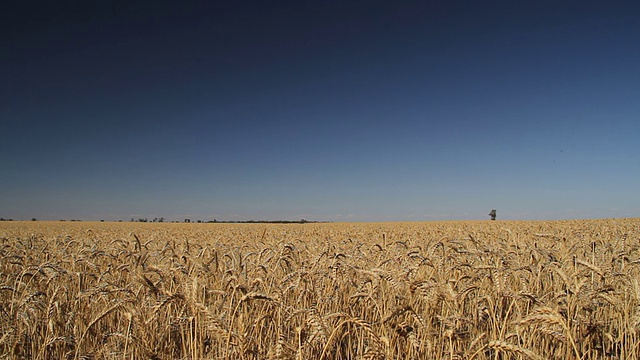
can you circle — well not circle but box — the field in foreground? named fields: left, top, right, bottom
left=1, top=219, right=640, bottom=359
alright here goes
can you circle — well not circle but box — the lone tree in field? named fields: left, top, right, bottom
left=489, top=209, right=497, bottom=220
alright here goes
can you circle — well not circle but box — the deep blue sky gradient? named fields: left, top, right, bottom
left=1, top=0, right=639, bottom=221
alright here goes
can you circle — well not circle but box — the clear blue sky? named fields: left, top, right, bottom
left=1, top=0, right=639, bottom=222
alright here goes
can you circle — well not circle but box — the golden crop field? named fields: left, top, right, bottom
left=1, top=219, right=639, bottom=359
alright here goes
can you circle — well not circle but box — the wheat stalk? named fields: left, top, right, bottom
left=488, top=340, right=544, bottom=360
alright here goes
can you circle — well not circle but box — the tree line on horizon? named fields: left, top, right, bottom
left=0, top=217, right=322, bottom=224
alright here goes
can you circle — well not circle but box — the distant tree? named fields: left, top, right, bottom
left=185, top=219, right=191, bottom=223
left=159, top=217, right=164, bottom=223
left=32, top=218, right=37, bottom=221
left=489, top=209, right=497, bottom=220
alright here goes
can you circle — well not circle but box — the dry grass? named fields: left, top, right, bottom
left=1, top=218, right=639, bottom=359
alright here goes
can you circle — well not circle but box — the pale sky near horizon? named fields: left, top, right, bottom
left=1, top=0, right=639, bottom=222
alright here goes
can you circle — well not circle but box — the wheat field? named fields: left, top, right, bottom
left=1, top=218, right=639, bottom=359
